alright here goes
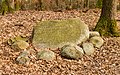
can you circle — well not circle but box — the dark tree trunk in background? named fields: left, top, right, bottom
left=95, top=0, right=120, bottom=36
left=85, top=0, right=89, bottom=9
left=55, top=0, right=58, bottom=6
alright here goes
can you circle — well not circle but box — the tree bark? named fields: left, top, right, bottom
left=85, top=0, right=89, bottom=9
left=96, top=0, right=103, bottom=8
left=95, top=0, right=120, bottom=36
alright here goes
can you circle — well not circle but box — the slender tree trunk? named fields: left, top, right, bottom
left=1, top=0, right=9, bottom=15
left=85, top=0, right=89, bottom=9
left=95, top=0, right=120, bottom=36
left=9, top=0, right=14, bottom=9
left=14, top=0, right=20, bottom=10
left=56, top=0, right=58, bottom=6
left=87, top=0, right=89, bottom=9
left=81, top=0, right=84, bottom=9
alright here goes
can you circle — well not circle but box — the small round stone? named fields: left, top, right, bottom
left=89, top=31, right=100, bottom=37
left=82, top=42, right=95, bottom=55
left=60, top=45, right=84, bottom=59
left=37, top=50, right=55, bottom=61
left=90, top=36, right=104, bottom=48
left=16, top=51, right=30, bottom=64
left=17, top=40, right=29, bottom=49
left=12, top=40, right=29, bottom=50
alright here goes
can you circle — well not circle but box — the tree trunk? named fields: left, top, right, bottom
left=1, top=0, right=9, bottom=15
left=96, top=0, right=103, bottom=8
left=95, top=0, right=120, bottom=36
left=14, top=0, right=20, bottom=10
left=85, top=0, right=89, bottom=9
left=9, top=0, right=14, bottom=9
left=81, top=0, right=84, bottom=9
left=55, top=0, right=58, bottom=6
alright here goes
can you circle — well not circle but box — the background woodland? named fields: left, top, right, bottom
left=0, top=0, right=120, bottom=14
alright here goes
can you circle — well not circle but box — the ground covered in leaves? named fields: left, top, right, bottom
left=0, top=9, right=120, bottom=75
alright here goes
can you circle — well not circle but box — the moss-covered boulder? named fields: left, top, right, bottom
left=32, top=18, right=89, bottom=49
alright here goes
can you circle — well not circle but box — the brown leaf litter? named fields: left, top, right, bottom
left=0, top=9, right=120, bottom=75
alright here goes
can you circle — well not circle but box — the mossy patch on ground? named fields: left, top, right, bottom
left=32, top=18, right=89, bottom=49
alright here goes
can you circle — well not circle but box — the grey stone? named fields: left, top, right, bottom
left=16, top=51, right=30, bottom=64
left=89, top=31, right=100, bottom=37
left=90, top=36, right=104, bottom=48
left=32, top=18, right=89, bottom=49
left=60, top=45, right=84, bottom=59
left=37, top=50, right=55, bottom=61
left=82, top=42, right=95, bottom=55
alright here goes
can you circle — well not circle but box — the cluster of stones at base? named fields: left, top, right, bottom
left=61, top=31, right=104, bottom=59
left=7, top=19, right=104, bottom=64
left=7, top=31, right=104, bottom=64
left=7, top=36, right=56, bottom=64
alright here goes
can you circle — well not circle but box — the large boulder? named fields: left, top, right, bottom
left=32, top=18, right=89, bottom=49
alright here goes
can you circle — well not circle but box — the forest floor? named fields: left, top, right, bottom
left=0, top=9, right=120, bottom=75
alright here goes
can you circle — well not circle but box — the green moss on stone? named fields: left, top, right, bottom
left=32, top=18, right=89, bottom=49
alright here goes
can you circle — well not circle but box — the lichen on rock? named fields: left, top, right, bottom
left=37, top=50, right=55, bottom=61
left=60, top=45, right=84, bottom=59
left=12, top=40, right=29, bottom=50
left=16, top=51, right=30, bottom=64
left=8, top=36, right=29, bottom=51
left=82, top=42, right=95, bottom=55
left=32, top=18, right=89, bottom=49
left=89, top=31, right=100, bottom=37
left=90, top=36, right=104, bottom=48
